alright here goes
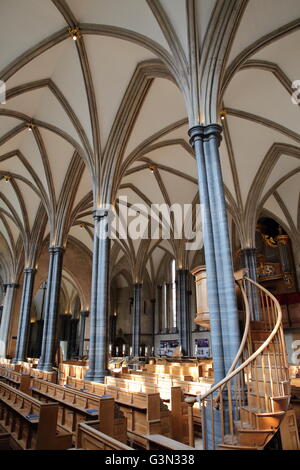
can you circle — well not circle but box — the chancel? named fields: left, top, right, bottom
left=0, top=0, right=300, bottom=452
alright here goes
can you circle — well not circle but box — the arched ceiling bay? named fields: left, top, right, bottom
left=0, top=0, right=300, bottom=285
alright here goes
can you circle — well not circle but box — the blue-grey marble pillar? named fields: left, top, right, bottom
left=78, top=310, right=89, bottom=359
left=177, top=269, right=191, bottom=356
left=0, top=284, right=18, bottom=358
left=189, top=125, right=226, bottom=385
left=240, top=248, right=261, bottom=321
left=189, top=124, right=240, bottom=449
left=203, top=125, right=240, bottom=371
left=38, top=246, right=64, bottom=371
left=12, top=268, right=36, bottom=363
left=85, top=210, right=111, bottom=383
left=132, top=283, right=142, bottom=357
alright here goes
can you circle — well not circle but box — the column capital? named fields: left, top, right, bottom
left=240, top=247, right=257, bottom=255
left=24, top=267, right=37, bottom=274
left=48, top=246, right=65, bottom=254
left=188, top=124, right=222, bottom=146
left=80, top=310, right=89, bottom=317
left=134, top=282, right=143, bottom=288
left=93, top=208, right=111, bottom=219
left=6, top=283, right=19, bottom=289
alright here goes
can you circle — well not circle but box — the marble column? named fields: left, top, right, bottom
left=240, top=248, right=260, bottom=320
left=150, top=298, right=156, bottom=350
left=85, top=210, right=111, bottom=383
left=162, top=283, right=168, bottom=333
left=12, top=268, right=36, bottom=363
left=189, top=125, right=226, bottom=384
left=132, top=283, right=142, bottom=357
left=0, top=284, right=18, bottom=358
left=240, top=248, right=257, bottom=281
left=78, top=311, right=89, bottom=359
left=177, top=269, right=190, bottom=356
left=189, top=124, right=241, bottom=449
left=38, top=246, right=64, bottom=371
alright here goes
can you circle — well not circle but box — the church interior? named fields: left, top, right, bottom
left=0, top=0, right=300, bottom=452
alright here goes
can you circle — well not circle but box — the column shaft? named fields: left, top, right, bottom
left=13, top=268, right=36, bottom=363
left=132, top=283, right=142, bottom=357
left=85, top=210, right=111, bottom=383
left=189, top=126, right=226, bottom=384
left=177, top=269, right=191, bottom=356
left=0, top=284, right=18, bottom=358
left=78, top=311, right=89, bottom=359
left=240, top=248, right=260, bottom=321
left=38, top=247, right=64, bottom=371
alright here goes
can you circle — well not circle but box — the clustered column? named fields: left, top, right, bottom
left=0, top=283, right=18, bottom=358
left=189, top=124, right=241, bottom=449
left=78, top=310, right=89, bottom=359
left=12, top=268, right=36, bottom=363
left=38, top=246, right=64, bottom=371
left=189, top=124, right=241, bottom=374
left=240, top=248, right=260, bottom=321
left=177, top=269, right=191, bottom=356
left=132, top=283, right=142, bottom=357
left=85, top=209, right=111, bottom=383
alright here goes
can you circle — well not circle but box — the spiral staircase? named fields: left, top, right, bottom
left=199, top=273, right=290, bottom=450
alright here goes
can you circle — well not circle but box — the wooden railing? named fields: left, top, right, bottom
left=199, top=275, right=290, bottom=450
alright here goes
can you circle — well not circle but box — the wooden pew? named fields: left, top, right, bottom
left=30, top=378, right=127, bottom=443
left=76, top=421, right=133, bottom=450
left=0, top=382, right=72, bottom=450
left=127, top=429, right=194, bottom=450
left=0, top=366, right=31, bottom=393
left=65, top=376, right=171, bottom=445
left=59, top=363, right=89, bottom=385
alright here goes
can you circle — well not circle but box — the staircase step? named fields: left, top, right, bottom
left=250, top=321, right=268, bottom=331
left=219, top=443, right=262, bottom=450
left=251, top=331, right=271, bottom=341
left=238, top=427, right=276, bottom=447
left=240, top=406, right=285, bottom=430
left=248, top=393, right=289, bottom=413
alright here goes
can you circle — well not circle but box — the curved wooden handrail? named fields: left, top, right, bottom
left=200, top=276, right=284, bottom=402
left=213, top=279, right=252, bottom=403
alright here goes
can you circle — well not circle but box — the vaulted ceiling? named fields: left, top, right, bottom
left=0, top=0, right=300, bottom=289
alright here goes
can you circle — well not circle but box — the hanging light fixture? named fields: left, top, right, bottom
left=149, top=165, right=156, bottom=173
left=3, top=175, right=11, bottom=183
left=68, top=27, right=81, bottom=41
left=26, top=122, right=35, bottom=132
left=219, top=110, right=227, bottom=121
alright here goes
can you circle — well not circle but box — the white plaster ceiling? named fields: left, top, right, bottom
left=0, top=0, right=300, bottom=284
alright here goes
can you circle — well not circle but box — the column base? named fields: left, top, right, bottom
left=11, top=357, right=23, bottom=365
left=37, top=360, right=54, bottom=372
left=84, top=369, right=109, bottom=383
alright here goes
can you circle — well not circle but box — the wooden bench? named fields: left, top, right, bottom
left=65, top=376, right=171, bottom=443
left=30, top=378, right=127, bottom=443
left=76, top=421, right=133, bottom=450
left=0, top=382, right=72, bottom=450
left=59, top=363, right=89, bottom=385
left=0, top=366, right=31, bottom=393
left=127, top=429, right=194, bottom=450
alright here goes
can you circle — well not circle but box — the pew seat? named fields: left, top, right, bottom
left=76, top=421, right=133, bottom=450
left=0, top=382, right=72, bottom=450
